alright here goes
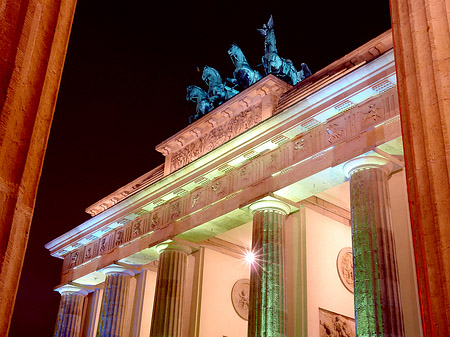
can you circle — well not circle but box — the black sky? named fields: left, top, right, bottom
left=9, top=2, right=392, bottom=336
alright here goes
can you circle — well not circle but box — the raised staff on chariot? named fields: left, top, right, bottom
left=186, top=15, right=311, bottom=123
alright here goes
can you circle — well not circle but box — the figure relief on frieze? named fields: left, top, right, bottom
left=168, top=200, right=181, bottom=222
left=150, top=210, right=161, bottom=230
left=115, top=229, right=124, bottom=246
left=325, top=118, right=346, bottom=144
left=361, top=102, right=384, bottom=129
left=69, top=251, right=79, bottom=268
left=131, top=220, right=142, bottom=238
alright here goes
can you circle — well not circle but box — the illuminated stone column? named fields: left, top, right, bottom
left=54, top=285, right=88, bottom=337
left=247, top=199, right=290, bottom=337
left=150, top=242, right=191, bottom=337
left=0, top=0, right=77, bottom=334
left=390, top=1, right=450, bottom=334
left=344, top=156, right=404, bottom=336
left=97, top=266, right=135, bottom=336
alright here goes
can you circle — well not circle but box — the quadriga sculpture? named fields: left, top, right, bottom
left=227, top=43, right=262, bottom=90
left=186, top=85, right=213, bottom=123
left=202, top=66, right=238, bottom=106
left=258, top=15, right=302, bottom=85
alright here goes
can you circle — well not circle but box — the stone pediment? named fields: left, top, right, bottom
left=155, top=75, right=291, bottom=175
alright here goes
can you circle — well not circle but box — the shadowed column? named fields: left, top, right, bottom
left=344, top=156, right=404, bottom=336
left=150, top=242, right=191, bottom=337
left=390, top=0, right=450, bottom=334
left=247, top=199, right=290, bottom=337
left=54, top=285, right=88, bottom=337
left=97, top=266, right=135, bottom=337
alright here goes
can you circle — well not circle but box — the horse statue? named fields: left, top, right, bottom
left=258, top=15, right=300, bottom=85
left=227, top=43, right=262, bottom=90
left=202, top=66, right=238, bottom=106
left=186, top=85, right=213, bottom=123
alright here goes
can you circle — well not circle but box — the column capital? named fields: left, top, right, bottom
left=101, top=264, right=136, bottom=277
left=155, top=241, right=192, bottom=255
left=56, top=284, right=89, bottom=296
left=249, top=198, right=291, bottom=215
left=343, top=156, right=393, bottom=178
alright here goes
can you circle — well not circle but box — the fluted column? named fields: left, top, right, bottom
left=54, top=285, right=88, bottom=337
left=150, top=242, right=191, bottom=337
left=390, top=1, right=450, bottom=335
left=97, top=266, right=135, bottom=337
left=247, top=199, right=290, bottom=337
left=344, top=156, right=404, bottom=336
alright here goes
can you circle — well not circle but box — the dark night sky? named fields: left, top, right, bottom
left=9, top=2, right=392, bottom=336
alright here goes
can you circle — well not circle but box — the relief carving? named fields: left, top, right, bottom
left=150, top=210, right=161, bottom=230
left=69, top=251, right=79, bottom=268
left=326, top=120, right=346, bottom=144
left=115, top=229, right=125, bottom=246
left=319, top=308, right=355, bottom=337
left=292, top=134, right=312, bottom=163
left=337, top=247, right=354, bottom=293
left=361, top=102, right=384, bottom=129
left=190, top=188, right=206, bottom=211
left=131, top=220, right=142, bottom=238
left=231, top=279, right=250, bottom=320
left=238, top=164, right=252, bottom=188
left=168, top=200, right=181, bottom=222
left=171, top=104, right=262, bottom=172
left=210, top=177, right=228, bottom=201
left=99, top=237, right=107, bottom=255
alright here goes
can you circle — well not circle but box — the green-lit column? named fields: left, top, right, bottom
left=97, top=265, right=135, bottom=337
left=248, top=199, right=290, bottom=337
left=54, top=285, right=88, bottom=337
left=150, top=242, right=191, bottom=337
left=344, top=156, right=405, bottom=337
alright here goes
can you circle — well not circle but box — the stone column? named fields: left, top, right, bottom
left=150, top=242, right=191, bottom=337
left=97, top=266, right=135, bottom=337
left=390, top=1, right=450, bottom=335
left=0, top=0, right=77, bottom=334
left=54, top=285, right=88, bottom=337
left=344, top=156, right=404, bottom=336
left=247, top=199, right=290, bottom=337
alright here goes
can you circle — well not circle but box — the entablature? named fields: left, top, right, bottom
left=46, top=36, right=401, bottom=285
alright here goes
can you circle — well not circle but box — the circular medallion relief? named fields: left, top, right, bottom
left=231, top=278, right=250, bottom=320
left=337, top=247, right=354, bottom=293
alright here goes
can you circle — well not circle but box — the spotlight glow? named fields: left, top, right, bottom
left=245, top=251, right=255, bottom=264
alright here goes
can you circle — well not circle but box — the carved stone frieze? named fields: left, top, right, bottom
left=190, top=187, right=206, bottom=212
left=319, top=308, right=355, bottom=337
left=325, top=118, right=346, bottom=144
left=170, top=104, right=263, bottom=172
left=292, top=133, right=312, bottom=163
left=237, top=163, right=253, bottom=189
left=263, top=148, right=282, bottom=176
left=62, top=89, right=400, bottom=271
left=209, top=176, right=229, bottom=203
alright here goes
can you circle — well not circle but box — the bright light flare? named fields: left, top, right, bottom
left=244, top=251, right=256, bottom=264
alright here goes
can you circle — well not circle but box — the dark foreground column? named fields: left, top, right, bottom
left=150, top=242, right=191, bottom=337
left=390, top=0, right=450, bottom=334
left=344, top=156, right=404, bottom=336
left=0, top=0, right=77, bottom=334
left=247, top=199, right=290, bottom=337
left=54, top=285, right=88, bottom=337
left=97, top=266, right=135, bottom=336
